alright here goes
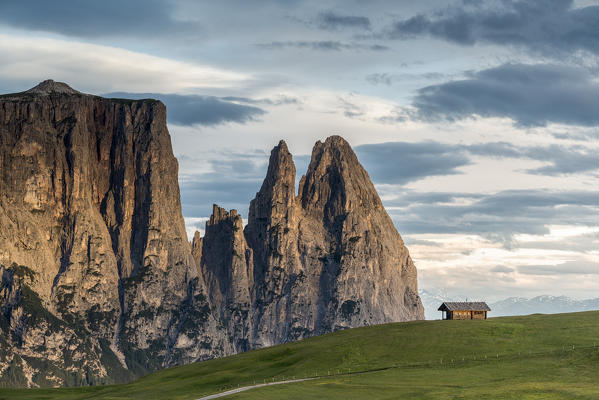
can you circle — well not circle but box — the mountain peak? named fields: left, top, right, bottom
left=25, top=79, right=82, bottom=95
left=300, top=134, right=382, bottom=215
left=324, top=134, right=351, bottom=148
left=258, top=138, right=296, bottom=195
left=276, top=139, right=289, bottom=151
left=247, top=138, right=296, bottom=228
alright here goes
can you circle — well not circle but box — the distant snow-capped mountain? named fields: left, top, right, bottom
left=419, top=289, right=599, bottom=319
left=419, top=289, right=460, bottom=320
left=490, top=296, right=599, bottom=316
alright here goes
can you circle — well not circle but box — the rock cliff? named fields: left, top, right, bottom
left=0, top=81, right=226, bottom=387
left=195, top=137, right=424, bottom=351
left=0, top=81, right=423, bottom=387
left=194, top=205, right=253, bottom=352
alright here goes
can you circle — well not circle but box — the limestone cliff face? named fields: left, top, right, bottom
left=0, top=81, right=423, bottom=388
left=245, top=141, right=307, bottom=346
left=0, top=81, right=225, bottom=387
left=297, top=137, right=423, bottom=328
left=197, top=136, right=424, bottom=349
left=193, top=205, right=253, bottom=352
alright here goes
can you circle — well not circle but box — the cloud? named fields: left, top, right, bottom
left=257, top=41, right=388, bottom=51
left=366, top=73, right=395, bottom=86
left=317, top=11, right=371, bottom=30
left=521, top=145, right=599, bottom=175
left=105, top=92, right=266, bottom=126
left=338, top=96, right=367, bottom=119
left=174, top=140, right=599, bottom=255
left=419, top=266, right=518, bottom=301
left=366, top=72, right=447, bottom=87
left=518, top=260, right=599, bottom=275
left=413, top=63, right=599, bottom=127
left=491, top=265, right=515, bottom=273
left=386, top=188, right=599, bottom=245
left=181, top=177, right=262, bottom=219
left=355, top=141, right=470, bottom=184
left=354, top=140, right=599, bottom=185
left=183, top=217, right=209, bottom=241
left=466, top=141, right=599, bottom=176
left=0, top=34, right=249, bottom=94
left=387, top=0, right=599, bottom=56
left=0, top=0, right=197, bottom=38
left=178, top=151, right=270, bottom=220
left=220, top=95, right=300, bottom=106
left=391, top=191, right=484, bottom=205
left=517, top=228, right=599, bottom=253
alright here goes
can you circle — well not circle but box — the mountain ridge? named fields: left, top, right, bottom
left=0, top=81, right=423, bottom=387
left=419, top=289, right=599, bottom=319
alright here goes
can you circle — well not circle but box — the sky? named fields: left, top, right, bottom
left=2, top=0, right=599, bottom=302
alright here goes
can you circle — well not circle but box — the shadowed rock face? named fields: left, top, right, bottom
left=0, top=81, right=226, bottom=387
left=196, top=136, right=424, bottom=351
left=194, top=205, right=253, bottom=352
left=0, top=81, right=423, bottom=387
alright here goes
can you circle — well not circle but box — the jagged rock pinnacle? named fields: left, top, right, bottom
left=0, top=76, right=424, bottom=387
left=25, top=79, right=82, bottom=95
left=241, top=135, right=424, bottom=347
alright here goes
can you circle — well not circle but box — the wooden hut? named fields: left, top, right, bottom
left=438, top=302, right=490, bottom=320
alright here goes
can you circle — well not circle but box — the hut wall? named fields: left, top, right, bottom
left=472, top=311, right=486, bottom=320
left=450, top=310, right=471, bottom=320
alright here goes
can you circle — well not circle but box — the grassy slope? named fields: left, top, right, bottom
left=1, top=311, right=599, bottom=399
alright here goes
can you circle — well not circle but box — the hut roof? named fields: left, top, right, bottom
left=438, top=302, right=491, bottom=311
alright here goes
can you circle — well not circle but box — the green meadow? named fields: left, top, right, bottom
left=2, top=311, right=599, bottom=399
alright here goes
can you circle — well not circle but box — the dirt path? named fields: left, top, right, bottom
left=196, top=378, right=316, bottom=399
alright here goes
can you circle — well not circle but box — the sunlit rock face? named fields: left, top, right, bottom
left=198, top=136, right=424, bottom=350
left=0, top=81, right=226, bottom=387
left=0, top=81, right=422, bottom=388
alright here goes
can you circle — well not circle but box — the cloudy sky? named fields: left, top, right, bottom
left=2, top=0, right=599, bottom=302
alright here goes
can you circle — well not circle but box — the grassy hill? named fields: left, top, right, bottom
left=1, top=311, right=599, bottom=399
